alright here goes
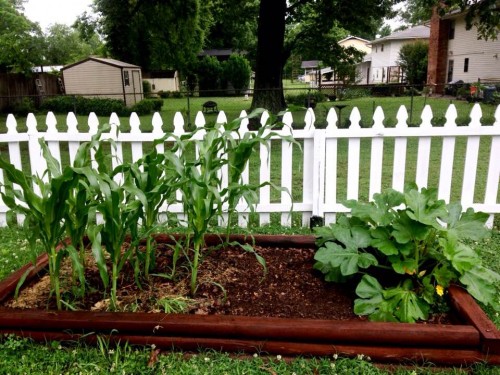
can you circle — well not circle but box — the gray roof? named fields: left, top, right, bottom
left=62, top=57, right=141, bottom=71
left=371, top=25, right=430, bottom=45
left=301, top=60, right=320, bottom=69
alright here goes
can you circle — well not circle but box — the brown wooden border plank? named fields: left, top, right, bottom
left=449, top=285, right=500, bottom=354
left=0, top=310, right=479, bottom=348
left=1, top=329, right=498, bottom=366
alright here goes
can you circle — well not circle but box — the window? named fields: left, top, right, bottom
left=464, top=58, right=469, bottom=73
left=123, top=71, right=130, bottom=86
left=447, top=60, right=454, bottom=82
left=449, top=21, right=455, bottom=40
left=381, top=44, right=384, bottom=52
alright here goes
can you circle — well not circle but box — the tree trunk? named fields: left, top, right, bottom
left=250, top=0, right=287, bottom=114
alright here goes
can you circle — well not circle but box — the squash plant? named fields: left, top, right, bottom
left=314, top=185, right=499, bottom=323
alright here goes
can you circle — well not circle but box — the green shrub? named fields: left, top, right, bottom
left=143, top=80, right=152, bottom=98
left=10, top=97, right=36, bottom=115
left=40, top=95, right=129, bottom=116
left=171, top=91, right=183, bottom=98
left=222, top=54, right=251, bottom=95
left=343, top=88, right=371, bottom=99
left=130, top=99, right=163, bottom=115
left=196, top=56, right=222, bottom=97
left=285, top=91, right=326, bottom=107
left=158, top=90, right=171, bottom=99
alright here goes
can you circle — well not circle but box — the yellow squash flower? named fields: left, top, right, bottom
left=435, top=285, right=444, bottom=297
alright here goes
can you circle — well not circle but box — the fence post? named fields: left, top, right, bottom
left=324, top=108, right=338, bottom=225
left=302, top=108, right=315, bottom=226
left=484, top=105, right=500, bottom=228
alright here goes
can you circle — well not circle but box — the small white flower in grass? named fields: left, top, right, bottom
left=253, top=353, right=259, bottom=358
left=151, top=344, right=156, bottom=350
left=330, top=363, right=336, bottom=369
left=108, top=349, right=115, bottom=354
left=356, top=353, right=364, bottom=360
left=58, top=345, right=62, bottom=350
left=204, top=357, right=210, bottom=362
left=410, top=371, right=417, bottom=375
left=332, top=353, right=338, bottom=360
left=276, top=355, right=282, bottom=361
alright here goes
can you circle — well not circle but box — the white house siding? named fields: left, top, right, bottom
left=370, top=40, right=402, bottom=83
left=446, top=17, right=500, bottom=83
left=144, top=77, right=180, bottom=93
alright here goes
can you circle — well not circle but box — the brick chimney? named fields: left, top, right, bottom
left=427, top=6, right=451, bottom=94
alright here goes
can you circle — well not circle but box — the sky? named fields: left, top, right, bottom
left=22, top=0, right=404, bottom=33
left=23, top=0, right=93, bottom=31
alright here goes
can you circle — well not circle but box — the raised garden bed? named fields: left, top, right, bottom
left=0, top=234, right=498, bottom=366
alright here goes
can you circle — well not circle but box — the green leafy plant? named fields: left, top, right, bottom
left=0, top=142, right=77, bottom=310
left=117, top=138, right=183, bottom=280
left=314, top=185, right=499, bottom=323
left=172, top=110, right=294, bottom=295
left=85, top=139, right=148, bottom=311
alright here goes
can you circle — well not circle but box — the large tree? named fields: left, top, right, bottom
left=251, top=0, right=398, bottom=113
left=0, top=0, right=44, bottom=73
left=43, top=24, right=104, bottom=66
left=92, top=0, right=209, bottom=72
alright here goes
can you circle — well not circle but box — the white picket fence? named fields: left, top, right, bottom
left=0, top=103, right=499, bottom=228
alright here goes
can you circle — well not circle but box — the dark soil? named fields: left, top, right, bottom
left=4, top=242, right=451, bottom=324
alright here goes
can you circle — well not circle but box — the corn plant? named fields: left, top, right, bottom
left=172, top=110, right=295, bottom=295
left=117, top=138, right=184, bottom=280
left=83, top=138, right=148, bottom=311
left=0, top=142, right=77, bottom=310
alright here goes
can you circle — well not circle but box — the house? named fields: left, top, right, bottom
left=300, top=60, right=321, bottom=83
left=61, top=57, right=143, bottom=107
left=427, top=7, right=500, bottom=94
left=142, top=70, right=180, bottom=94
left=338, top=36, right=371, bottom=84
left=368, top=25, right=430, bottom=84
left=303, top=37, right=371, bottom=86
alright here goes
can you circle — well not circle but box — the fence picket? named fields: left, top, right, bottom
left=130, top=112, right=143, bottom=163
left=415, top=105, right=432, bottom=189
left=438, top=105, right=458, bottom=202
left=302, top=108, right=315, bottom=226
left=238, top=110, right=250, bottom=227
left=392, top=106, right=408, bottom=192
left=259, top=111, right=271, bottom=225
left=67, top=112, right=80, bottom=166
left=324, top=108, right=338, bottom=225
left=347, top=108, right=362, bottom=201
left=281, top=111, right=294, bottom=226
left=1, top=105, right=499, bottom=229
left=369, top=107, right=385, bottom=199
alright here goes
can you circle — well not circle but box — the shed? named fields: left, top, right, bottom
left=142, top=70, right=180, bottom=94
left=61, top=57, right=143, bottom=107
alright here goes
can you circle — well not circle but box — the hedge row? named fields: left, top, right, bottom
left=39, top=96, right=163, bottom=116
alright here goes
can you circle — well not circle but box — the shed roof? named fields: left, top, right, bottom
left=301, top=60, right=321, bottom=69
left=61, top=57, right=141, bottom=71
left=371, top=25, right=430, bottom=45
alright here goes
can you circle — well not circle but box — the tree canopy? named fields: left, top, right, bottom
left=0, top=0, right=44, bottom=73
left=91, top=0, right=209, bottom=72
